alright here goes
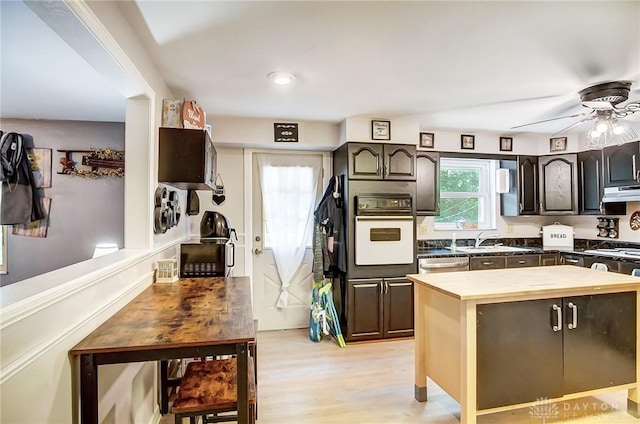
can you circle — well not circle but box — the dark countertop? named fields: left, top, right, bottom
left=418, top=247, right=640, bottom=263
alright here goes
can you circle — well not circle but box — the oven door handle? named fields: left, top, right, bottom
left=356, top=216, right=414, bottom=221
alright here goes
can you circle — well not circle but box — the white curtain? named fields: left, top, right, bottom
left=257, top=153, right=321, bottom=309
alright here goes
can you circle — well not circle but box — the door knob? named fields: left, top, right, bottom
left=254, top=248, right=262, bottom=256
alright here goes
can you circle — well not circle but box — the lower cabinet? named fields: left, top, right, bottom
left=470, top=254, right=542, bottom=271
left=582, top=256, right=621, bottom=272
left=346, top=277, right=414, bottom=342
left=477, top=292, right=636, bottom=410
left=540, top=253, right=560, bottom=266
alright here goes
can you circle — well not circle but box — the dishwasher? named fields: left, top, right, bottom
left=418, top=256, right=470, bottom=273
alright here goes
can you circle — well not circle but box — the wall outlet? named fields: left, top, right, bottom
left=419, top=224, right=428, bottom=235
left=506, top=224, right=514, bottom=233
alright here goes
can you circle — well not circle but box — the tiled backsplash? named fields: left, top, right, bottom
left=417, top=238, right=640, bottom=251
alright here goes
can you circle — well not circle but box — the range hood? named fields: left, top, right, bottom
left=601, top=185, right=640, bottom=203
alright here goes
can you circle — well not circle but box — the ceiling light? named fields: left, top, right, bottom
left=585, top=117, right=637, bottom=149
left=268, top=72, right=296, bottom=85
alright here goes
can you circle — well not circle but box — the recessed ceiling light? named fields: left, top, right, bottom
left=268, top=71, right=296, bottom=85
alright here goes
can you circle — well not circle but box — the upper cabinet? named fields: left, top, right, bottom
left=577, top=150, right=603, bottom=215
left=158, top=127, right=217, bottom=190
left=538, top=154, right=578, bottom=215
left=416, top=151, right=440, bottom=215
left=603, top=141, right=640, bottom=187
left=339, top=143, right=416, bottom=181
left=518, top=156, right=539, bottom=215
left=502, top=154, right=578, bottom=216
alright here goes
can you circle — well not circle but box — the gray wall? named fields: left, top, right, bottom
left=0, top=118, right=124, bottom=286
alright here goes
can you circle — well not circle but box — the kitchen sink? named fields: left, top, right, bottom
left=449, top=245, right=535, bottom=254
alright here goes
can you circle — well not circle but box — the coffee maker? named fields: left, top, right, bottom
left=180, top=211, right=236, bottom=277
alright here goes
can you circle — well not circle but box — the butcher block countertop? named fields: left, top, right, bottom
left=407, top=265, right=640, bottom=301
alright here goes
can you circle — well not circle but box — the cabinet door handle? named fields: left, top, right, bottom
left=567, top=302, right=578, bottom=329
left=518, top=260, right=527, bottom=264
left=379, top=282, right=384, bottom=294
left=596, top=160, right=600, bottom=200
left=552, top=304, right=562, bottom=331
left=580, top=162, right=585, bottom=211
left=384, top=281, right=389, bottom=294
left=482, top=261, right=494, bottom=266
left=519, top=165, right=525, bottom=209
left=565, top=258, right=580, bottom=264
left=533, top=166, right=538, bottom=211
left=633, top=155, right=637, bottom=181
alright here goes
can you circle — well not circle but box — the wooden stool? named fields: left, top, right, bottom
left=159, top=321, right=258, bottom=416
left=172, top=357, right=256, bottom=424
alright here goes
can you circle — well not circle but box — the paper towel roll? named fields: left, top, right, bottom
left=496, top=168, right=510, bottom=193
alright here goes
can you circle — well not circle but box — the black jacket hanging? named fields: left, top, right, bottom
left=0, top=132, right=45, bottom=225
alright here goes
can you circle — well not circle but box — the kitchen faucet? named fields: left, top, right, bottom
left=475, top=232, right=500, bottom=248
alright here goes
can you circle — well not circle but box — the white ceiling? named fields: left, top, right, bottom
left=2, top=1, right=640, bottom=137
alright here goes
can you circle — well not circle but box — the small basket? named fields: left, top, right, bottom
left=156, top=259, right=179, bottom=283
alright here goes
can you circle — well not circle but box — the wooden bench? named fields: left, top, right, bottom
left=172, top=357, right=256, bottom=424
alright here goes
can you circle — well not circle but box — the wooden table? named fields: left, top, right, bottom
left=70, top=277, right=255, bottom=424
left=408, top=266, right=640, bottom=424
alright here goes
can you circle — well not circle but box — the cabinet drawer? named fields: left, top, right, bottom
left=470, top=256, right=506, bottom=270
left=583, top=256, right=620, bottom=273
left=506, top=254, right=540, bottom=268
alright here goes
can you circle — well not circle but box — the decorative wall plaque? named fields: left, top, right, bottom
left=274, top=123, right=299, bottom=142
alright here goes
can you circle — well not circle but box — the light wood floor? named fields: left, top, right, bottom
left=161, top=329, right=637, bottom=423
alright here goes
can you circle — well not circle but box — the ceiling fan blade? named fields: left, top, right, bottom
left=551, top=114, right=597, bottom=136
left=510, top=112, right=590, bottom=129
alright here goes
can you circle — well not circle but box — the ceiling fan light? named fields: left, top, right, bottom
left=590, top=129, right=601, bottom=137
left=613, top=125, right=625, bottom=135
left=596, top=122, right=609, bottom=132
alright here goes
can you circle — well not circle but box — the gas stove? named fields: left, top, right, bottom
left=583, top=248, right=640, bottom=260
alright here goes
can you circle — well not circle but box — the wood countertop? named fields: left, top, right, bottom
left=407, top=265, right=640, bottom=301
left=70, top=277, right=255, bottom=355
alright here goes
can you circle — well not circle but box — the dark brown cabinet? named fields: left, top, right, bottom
left=603, top=141, right=640, bottom=187
left=416, top=151, right=439, bottom=215
left=500, top=156, right=539, bottom=216
left=540, top=253, right=560, bottom=266
left=519, top=156, right=539, bottom=215
left=538, top=154, right=578, bottom=214
left=470, top=256, right=505, bottom=270
left=470, top=254, right=543, bottom=271
left=158, top=127, right=217, bottom=190
left=577, top=150, right=603, bottom=214
left=477, top=292, right=636, bottom=409
left=346, top=277, right=413, bottom=342
left=582, top=256, right=620, bottom=272
left=339, top=143, right=416, bottom=181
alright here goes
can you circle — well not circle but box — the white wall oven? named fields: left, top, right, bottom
left=354, top=194, right=415, bottom=266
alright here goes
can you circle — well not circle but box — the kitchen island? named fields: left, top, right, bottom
left=408, top=265, right=640, bottom=424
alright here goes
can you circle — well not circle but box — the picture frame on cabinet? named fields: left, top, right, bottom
left=550, top=137, right=567, bottom=152
left=371, top=120, right=391, bottom=140
left=499, top=137, right=513, bottom=152
left=461, top=134, right=475, bottom=150
left=419, top=132, right=434, bottom=148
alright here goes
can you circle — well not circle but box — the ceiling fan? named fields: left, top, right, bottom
left=511, top=81, right=640, bottom=138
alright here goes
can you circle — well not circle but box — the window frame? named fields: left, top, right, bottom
left=435, top=157, right=498, bottom=231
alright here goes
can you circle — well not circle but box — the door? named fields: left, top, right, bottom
left=519, top=156, right=539, bottom=215
left=383, top=144, right=416, bottom=180
left=416, top=151, right=440, bottom=215
left=578, top=150, right=603, bottom=214
left=477, top=298, right=563, bottom=409
left=563, top=292, right=637, bottom=393
left=347, top=278, right=383, bottom=341
left=603, top=141, right=640, bottom=187
left=383, top=277, right=413, bottom=338
left=249, top=151, right=328, bottom=330
left=539, top=154, right=577, bottom=214
left=348, top=143, right=384, bottom=180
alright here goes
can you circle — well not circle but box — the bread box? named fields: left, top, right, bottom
left=542, top=222, right=574, bottom=251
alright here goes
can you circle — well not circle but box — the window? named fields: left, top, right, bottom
left=435, top=157, right=498, bottom=230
